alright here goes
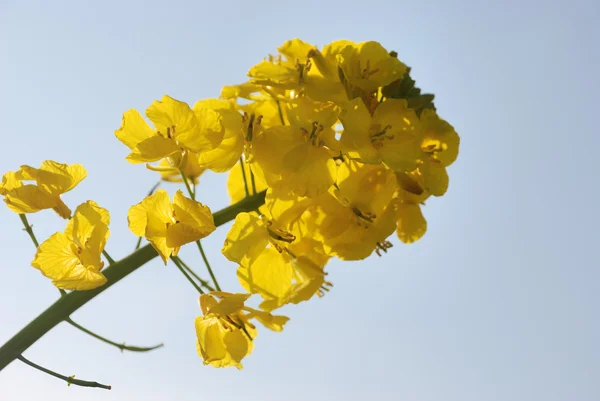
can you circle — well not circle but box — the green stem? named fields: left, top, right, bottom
left=238, top=158, right=250, bottom=198
left=134, top=236, right=143, bottom=250
left=65, top=318, right=163, bottom=353
left=195, top=240, right=221, bottom=291
left=173, top=257, right=215, bottom=292
left=102, top=251, right=115, bottom=265
left=17, top=355, right=111, bottom=390
left=172, top=258, right=204, bottom=294
left=275, top=99, right=285, bottom=125
left=179, top=169, right=195, bottom=200
left=0, top=190, right=266, bottom=372
left=249, top=165, right=257, bottom=195
left=19, top=214, right=39, bottom=248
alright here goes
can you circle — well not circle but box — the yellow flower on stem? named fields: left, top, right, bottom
left=115, top=95, right=223, bottom=165
left=31, top=201, right=110, bottom=290
left=252, top=98, right=339, bottom=197
left=313, top=160, right=398, bottom=260
left=195, top=292, right=288, bottom=369
left=127, top=189, right=216, bottom=264
left=223, top=209, right=329, bottom=310
left=417, top=109, right=460, bottom=196
left=0, top=161, right=87, bottom=219
left=337, top=41, right=407, bottom=92
left=340, top=98, right=422, bottom=172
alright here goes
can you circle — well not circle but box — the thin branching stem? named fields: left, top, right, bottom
left=172, top=257, right=204, bottom=294
left=195, top=240, right=221, bottom=291
left=173, top=257, right=215, bottom=292
left=179, top=170, right=195, bottom=200
left=102, top=251, right=115, bottom=265
left=17, top=355, right=111, bottom=390
left=64, top=318, right=163, bottom=353
left=19, top=214, right=39, bottom=248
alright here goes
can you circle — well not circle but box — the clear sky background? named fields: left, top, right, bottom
left=0, top=0, right=598, bottom=400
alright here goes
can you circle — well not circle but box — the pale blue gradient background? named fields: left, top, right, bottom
left=1, top=0, right=598, bottom=400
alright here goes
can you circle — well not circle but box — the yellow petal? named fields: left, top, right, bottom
left=146, top=95, right=198, bottom=140
left=420, top=160, right=449, bottom=196
left=181, top=108, right=224, bottom=153
left=3, top=185, right=57, bottom=214
left=238, top=247, right=295, bottom=299
left=115, top=109, right=155, bottom=150
left=280, top=141, right=337, bottom=197
left=246, top=308, right=290, bottom=332
left=20, top=161, right=87, bottom=195
left=396, top=203, right=427, bottom=244
left=222, top=212, right=269, bottom=267
left=198, top=109, right=244, bottom=172
left=200, top=292, right=250, bottom=316
left=167, top=190, right=215, bottom=248
left=226, top=161, right=268, bottom=204
left=31, top=232, right=107, bottom=291
left=127, top=136, right=180, bottom=164
left=340, top=99, right=380, bottom=163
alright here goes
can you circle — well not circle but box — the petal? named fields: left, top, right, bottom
left=115, top=109, right=155, bottom=150
left=340, top=99, right=380, bottom=163
left=280, top=142, right=337, bottom=197
left=167, top=190, right=215, bottom=247
left=238, top=247, right=295, bottom=299
left=3, top=185, right=58, bottom=214
left=396, top=203, right=427, bottom=244
left=226, top=162, right=268, bottom=205
left=244, top=308, right=290, bottom=332
left=195, top=316, right=228, bottom=364
left=197, top=109, right=244, bottom=172
left=20, top=161, right=87, bottom=195
left=0, top=170, right=22, bottom=194
left=420, top=160, right=449, bottom=196
left=179, top=108, right=224, bottom=153
left=127, top=136, right=180, bottom=164
left=146, top=95, right=198, bottom=140
left=222, top=212, right=269, bottom=267
left=31, top=232, right=107, bottom=290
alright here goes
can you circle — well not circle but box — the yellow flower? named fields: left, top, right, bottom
left=313, top=160, right=398, bottom=260
left=31, top=201, right=110, bottom=290
left=337, top=41, right=407, bottom=92
left=195, top=292, right=288, bottom=369
left=340, top=98, right=422, bottom=172
left=248, top=38, right=317, bottom=90
left=223, top=210, right=329, bottom=310
left=252, top=98, right=339, bottom=197
left=248, top=39, right=347, bottom=103
left=417, top=109, right=460, bottom=196
left=0, top=161, right=87, bottom=219
left=127, top=189, right=215, bottom=263
left=115, top=95, right=223, bottom=164
left=193, top=99, right=245, bottom=172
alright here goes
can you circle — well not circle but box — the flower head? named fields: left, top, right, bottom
left=0, top=161, right=87, bottom=218
left=115, top=95, right=224, bottom=165
left=340, top=98, right=422, bottom=172
left=127, top=189, right=216, bottom=263
left=195, top=292, right=288, bottom=368
left=31, top=201, right=110, bottom=290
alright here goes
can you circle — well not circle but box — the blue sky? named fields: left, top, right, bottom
left=0, top=0, right=599, bottom=400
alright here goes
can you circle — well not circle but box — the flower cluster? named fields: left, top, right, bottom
left=1, top=38, right=459, bottom=370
